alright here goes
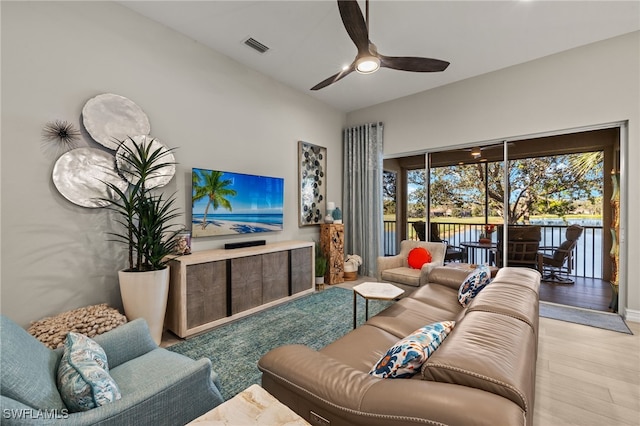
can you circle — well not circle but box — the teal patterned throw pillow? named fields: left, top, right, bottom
left=57, top=332, right=121, bottom=412
left=457, top=264, right=492, bottom=307
left=369, top=321, right=455, bottom=378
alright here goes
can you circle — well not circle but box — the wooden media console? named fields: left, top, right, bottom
left=165, top=240, right=314, bottom=338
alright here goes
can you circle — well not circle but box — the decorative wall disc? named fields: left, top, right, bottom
left=115, top=135, right=176, bottom=189
left=82, top=93, right=150, bottom=151
left=53, top=147, right=128, bottom=208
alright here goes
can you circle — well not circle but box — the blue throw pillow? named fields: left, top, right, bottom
left=369, top=321, right=455, bottom=378
left=57, top=332, right=121, bottom=412
left=458, top=264, right=492, bottom=307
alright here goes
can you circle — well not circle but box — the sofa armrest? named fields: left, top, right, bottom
left=90, top=357, right=223, bottom=426
left=91, top=318, right=157, bottom=368
left=0, top=358, right=223, bottom=426
left=376, top=255, right=404, bottom=280
left=259, top=345, right=377, bottom=411
left=419, top=261, right=443, bottom=285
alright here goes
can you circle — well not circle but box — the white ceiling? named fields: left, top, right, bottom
left=120, top=1, right=640, bottom=112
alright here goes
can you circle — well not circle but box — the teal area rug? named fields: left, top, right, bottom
left=540, top=302, right=632, bottom=334
left=167, top=287, right=391, bottom=400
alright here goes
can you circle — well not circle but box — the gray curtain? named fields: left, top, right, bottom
left=342, top=122, right=384, bottom=277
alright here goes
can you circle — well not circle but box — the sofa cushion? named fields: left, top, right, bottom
left=110, top=347, right=207, bottom=395
left=0, top=315, right=67, bottom=411
left=494, top=267, right=541, bottom=294
left=407, top=247, right=432, bottom=269
left=422, top=311, right=536, bottom=413
left=457, top=265, right=492, bottom=307
left=467, top=282, right=539, bottom=330
left=370, top=321, right=455, bottom=378
left=367, top=298, right=459, bottom=339
left=409, top=284, right=463, bottom=314
left=427, top=266, right=472, bottom=290
left=320, top=324, right=403, bottom=373
left=381, top=267, right=422, bottom=287
left=57, top=332, right=121, bottom=412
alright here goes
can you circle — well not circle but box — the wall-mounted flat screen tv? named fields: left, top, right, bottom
left=192, top=168, right=284, bottom=238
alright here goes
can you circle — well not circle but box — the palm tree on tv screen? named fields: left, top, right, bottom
left=192, top=170, right=237, bottom=229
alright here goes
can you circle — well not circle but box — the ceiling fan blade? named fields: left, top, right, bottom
left=337, top=0, right=370, bottom=54
left=380, top=55, right=450, bottom=72
left=310, top=65, right=355, bottom=91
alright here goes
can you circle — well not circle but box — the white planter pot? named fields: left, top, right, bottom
left=118, top=268, right=170, bottom=345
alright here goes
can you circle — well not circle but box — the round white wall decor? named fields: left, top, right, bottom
left=82, top=93, right=150, bottom=151
left=53, top=147, right=129, bottom=208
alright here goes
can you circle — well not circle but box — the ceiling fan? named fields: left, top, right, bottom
left=464, top=143, right=515, bottom=159
left=311, top=0, right=450, bottom=91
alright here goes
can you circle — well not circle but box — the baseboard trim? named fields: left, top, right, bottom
left=624, top=308, right=640, bottom=323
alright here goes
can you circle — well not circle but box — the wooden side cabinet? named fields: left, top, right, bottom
left=320, top=224, right=345, bottom=284
left=166, top=240, right=314, bottom=338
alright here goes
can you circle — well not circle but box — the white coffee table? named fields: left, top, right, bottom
left=353, top=282, right=404, bottom=328
left=187, top=384, right=309, bottom=425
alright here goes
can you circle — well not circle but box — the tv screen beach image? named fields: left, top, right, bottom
left=192, top=168, right=284, bottom=238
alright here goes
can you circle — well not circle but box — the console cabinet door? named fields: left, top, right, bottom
left=186, top=261, right=227, bottom=329
left=262, top=251, right=289, bottom=303
left=231, top=256, right=263, bottom=315
left=291, top=246, right=313, bottom=294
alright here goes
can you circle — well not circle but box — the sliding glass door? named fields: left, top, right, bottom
left=382, top=126, right=621, bottom=313
left=423, top=129, right=620, bottom=311
left=428, top=144, right=505, bottom=265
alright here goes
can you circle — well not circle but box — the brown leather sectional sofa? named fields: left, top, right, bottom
left=258, top=266, right=541, bottom=426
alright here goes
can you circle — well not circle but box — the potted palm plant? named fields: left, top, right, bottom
left=315, top=242, right=328, bottom=289
left=102, top=136, right=181, bottom=344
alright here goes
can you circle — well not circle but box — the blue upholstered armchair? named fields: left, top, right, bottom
left=1, top=315, right=223, bottom=425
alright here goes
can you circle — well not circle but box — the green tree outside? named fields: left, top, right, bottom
left=400, top=152, right=603, bottom=225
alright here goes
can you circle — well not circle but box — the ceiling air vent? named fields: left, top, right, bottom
left=243, top=37, right=270, bottom=54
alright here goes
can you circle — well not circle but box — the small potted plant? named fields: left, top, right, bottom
left=102, top=136, right=182, bottom=344
left=479, top=224, right=495, bottom=244
left=315, top=242, right=328, bottom=289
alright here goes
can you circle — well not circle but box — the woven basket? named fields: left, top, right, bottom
left=344, top=271, right=358, bottom=281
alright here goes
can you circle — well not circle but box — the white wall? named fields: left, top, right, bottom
left=1, top=1, right=345, bottom=326
left=348, top=32, right=640, bottom=318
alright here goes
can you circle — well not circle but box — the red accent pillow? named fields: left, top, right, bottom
left=407, top=247, right=432, bottom=269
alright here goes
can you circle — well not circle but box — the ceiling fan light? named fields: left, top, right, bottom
left=355, top=56, right=380, bottom=74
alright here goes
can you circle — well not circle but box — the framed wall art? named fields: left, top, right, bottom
left=298, top=141, right=326, bottom=226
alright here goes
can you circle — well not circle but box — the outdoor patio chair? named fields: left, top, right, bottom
left=494, top=225, right=541, bottom=269
left=412, top=221, right=464, bottom=263
left=537, top=224, right=584, bottom=284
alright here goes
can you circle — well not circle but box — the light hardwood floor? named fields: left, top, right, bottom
left=534, top=317, right=640, bottom=426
